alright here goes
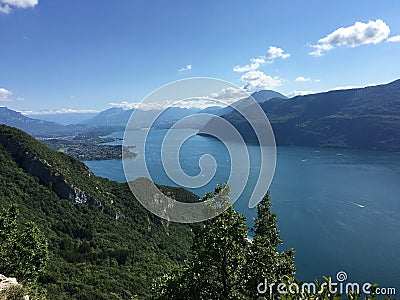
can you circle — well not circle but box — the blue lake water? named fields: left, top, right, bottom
left=86, top=129, right=400, bottom=290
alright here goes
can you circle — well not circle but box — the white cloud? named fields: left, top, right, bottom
left=387, top=35, right=400, bottom=43
left=210, top=87, right=249, bottom=104
left=0, top=87, right=14, bottom=101
left=265, top=46, right=290, bottom=61
left=21, top=108, right=100, bottom=115
left=233, top=46, right=290, bottom=73
left=0, top=0, right=38, bottom=14
left=240, top=71, right=283, bottom=92
left=233, top=61, right=261, bottom=72
left=287, top=90, right=316, bottom=97
left=109, top=101, right=138, bottom=109
left=178, top=64, right=192, bottom=73
left=309, top=19, right=390, bottom=56
left=295, top=76, right=311, bottom=82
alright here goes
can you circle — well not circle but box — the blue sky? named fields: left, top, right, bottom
left=0, top=0, right=399, bottom=113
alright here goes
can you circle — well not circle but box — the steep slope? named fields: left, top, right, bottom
left=206, top=80, right=400, bottom=151
left=0, top=125, right=196, bottom=299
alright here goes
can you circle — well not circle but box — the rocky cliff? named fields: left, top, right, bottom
left=0, top=133, right=118, bottom=217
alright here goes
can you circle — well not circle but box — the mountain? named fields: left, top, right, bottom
left=198, top=105, right=223, bottom=115
left=0, top=125, right=196, bottom=298
left=170, top=90, right=288, bottom=130
left=204, top=80, right=400, bottom=151
left=82, top=107, right=133, bottom=127
left=83, top=107, right=200, bottom=129
left=0, top=107, right=98, bottom=137
left=21, top=112, right=99, bottom=125
left=0, top=107, right=67, bottom=136
left=215, top=89, right=288, bottom=117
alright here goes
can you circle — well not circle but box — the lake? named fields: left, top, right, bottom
left=85, top=129, right=400, bottom=290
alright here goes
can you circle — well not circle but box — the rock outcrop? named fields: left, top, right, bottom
left=0, top=274, right=28, bottom=300
left=0, top=129, right=125, bottom=220
left=0, top=135, right=98, bottom=206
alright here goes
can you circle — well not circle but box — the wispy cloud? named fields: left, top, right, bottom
left=178, top=64, right=192, bottom=73
left=233, top=46, right=290, bottom=73
left=0, top=0, right=38, bottom=14
left=21, top=108, right=100, bottom=115
left=387, top=35, right=400, bottom=43
left=309, top=19, right=391, bottom=57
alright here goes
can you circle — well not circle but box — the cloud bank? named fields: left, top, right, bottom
left=21, top=109, right=100, bottom=115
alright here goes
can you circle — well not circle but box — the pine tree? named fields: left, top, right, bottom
left=154, top=186, right=298, bottom=299
left=154, top=184, right=249, bottom=299
left=243, top=191, right=295, bottom=298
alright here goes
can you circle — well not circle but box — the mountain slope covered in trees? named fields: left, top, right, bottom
left=0, top=125, right=197, bottom=299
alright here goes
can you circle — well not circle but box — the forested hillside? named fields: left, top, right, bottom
left=0, top=125, right=197, bottom=299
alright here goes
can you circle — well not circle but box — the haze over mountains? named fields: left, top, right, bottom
left=1, top=81, right=400, bottom=151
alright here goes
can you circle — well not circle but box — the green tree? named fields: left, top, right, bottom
left=154, top=184, right=249, bottom=299
left=154, top=185, right=298, bottom=299
left=243, top=191, right=296, bottom=298
left=0, top=204, right=48, bottom=282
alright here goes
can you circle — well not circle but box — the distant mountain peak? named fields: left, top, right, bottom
left=250, top=90, right=288, bottom=101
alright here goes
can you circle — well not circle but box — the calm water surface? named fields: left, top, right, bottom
left=85, top=130, right=400, bottom=289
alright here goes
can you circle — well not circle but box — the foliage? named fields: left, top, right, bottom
left=0, top=125, right=197, bottom=299
left=243, top=191, right=295, bottom=298
left=154, top=185, right=295, bottom=299
left=154, top=188, right=391, bottom=300
left=0, top=205, right=48, bottom=282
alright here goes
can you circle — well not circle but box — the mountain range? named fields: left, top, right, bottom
left=201, top=79, right=400, bottom=151
left=2, top=82, right=400, bottom=151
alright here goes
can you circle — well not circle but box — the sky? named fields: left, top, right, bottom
left=0, top=0, right=400, bottom=113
